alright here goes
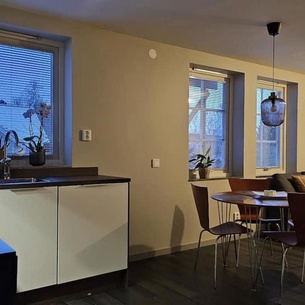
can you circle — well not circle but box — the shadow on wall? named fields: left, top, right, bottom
left=129, top=205, right=185, bottom=261
left=170, top=205, right=184, bottom=253
left=129, top=245, right=155, bottom=262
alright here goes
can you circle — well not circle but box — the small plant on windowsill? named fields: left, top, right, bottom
left=22, top=102, right=52, bottom=166
left=189, top=147, right=215, bottom=179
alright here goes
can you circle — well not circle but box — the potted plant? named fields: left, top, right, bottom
left=22, top=102, right=52, bottom=166
left=189, top=147, right=215, bottom=179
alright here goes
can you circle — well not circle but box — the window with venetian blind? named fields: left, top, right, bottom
left=0, top=30, right=64, bottom=166
left=189, top=69, right=231, bottom=176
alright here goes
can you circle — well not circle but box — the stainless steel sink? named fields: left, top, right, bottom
left=0, top=178, right=50, bottom=184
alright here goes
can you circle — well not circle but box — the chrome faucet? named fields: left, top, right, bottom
left=0, top=130, right=19, bottom=180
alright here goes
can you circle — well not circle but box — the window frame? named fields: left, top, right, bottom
left=0, top=32, right=65, bottom=167
left=256, top=80, right=287, bottom=176
left=188, top=68, right=232, bottom=179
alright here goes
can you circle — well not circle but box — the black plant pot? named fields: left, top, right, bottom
left=198, top=168, right=210, bottom=179
left=29, top=149, right=45, bottom=166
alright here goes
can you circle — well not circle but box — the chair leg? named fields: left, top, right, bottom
left=194, top=230, right=205, bottom=270
left=255, top=236, right=269, bottom=287
left=221, top=234, right=237, bottom=266
left=265, top=222, right=281, bottom=256
left=235, top=234, right=241, bottom=268
left=281, top=243, right=289, bottom=268
left=221, top=234, right=232, bottom=267
left=266, top=223, right=274, bottom=256
left=214, top=238, right=219, bottom=289
left=233, top=234, right=237, bottom=255
left=279, top=247, right=289, bottom=304
left=257, top=219, right=272, bottom=259
left=301, top=247, right=305, bottom=283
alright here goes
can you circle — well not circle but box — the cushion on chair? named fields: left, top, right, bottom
left=271, top=173, right=296, bottom=192
left=291, top=175, right=305, bottom=192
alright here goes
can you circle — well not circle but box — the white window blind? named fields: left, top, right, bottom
left=0, top=32, right=63, bottom=165
left=0, top=44, right=54, bottom=154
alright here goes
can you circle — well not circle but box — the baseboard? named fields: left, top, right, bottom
left=129, top=239, right=215, bottom=262
left=129, top=234, right=249, bottom=262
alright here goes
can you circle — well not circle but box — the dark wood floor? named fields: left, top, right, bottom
left=30, top=240, right=305, bottom=305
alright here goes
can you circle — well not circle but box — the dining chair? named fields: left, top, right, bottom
left=228, top=177, right=282, bottom=253
left=191, top=183, right=248, bottom=288
left=287, top=219, right=294, bottom=231
left=261, top=192, right=305, bottom=304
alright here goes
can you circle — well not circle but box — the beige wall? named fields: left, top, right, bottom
left=2, top=6, right=305, bottom=259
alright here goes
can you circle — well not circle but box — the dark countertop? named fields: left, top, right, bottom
left=0, top=167, right=131, bottom=189
left=0, top=175, right=131, bottom=189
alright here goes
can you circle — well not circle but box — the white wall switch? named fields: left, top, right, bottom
left=151, top=159, right=160, bottom=168
left=81, top=129, right=92, bottom=141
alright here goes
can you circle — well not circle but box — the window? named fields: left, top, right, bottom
left=256, top=81, right=286, bottom=174
left=189, top=69, right=230, bottom=177
left=0, top=31, right=64, bottom=166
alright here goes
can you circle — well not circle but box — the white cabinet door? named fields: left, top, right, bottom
left=58, top=183, right=128, bottom=284
left=0, top=187, right=57, bottom=292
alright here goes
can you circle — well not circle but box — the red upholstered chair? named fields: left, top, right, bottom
left=228, top=177, right=273, bottom=222
left=191, top=183, right=248, bottom=288
left=261, top=192, right=305, bottom=303
left=228, top=178, right=282, bottom=247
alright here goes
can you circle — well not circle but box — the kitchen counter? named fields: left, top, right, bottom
left=0, top=166, right=131, bottom=189
left=0, top=175, right=131, bottom=189
left=0, top=166, right=130, bottom=301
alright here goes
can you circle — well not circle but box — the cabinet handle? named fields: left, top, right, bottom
left=10, top=187, right=49, bottom=193
left=75, top=184, right=108, bottom=188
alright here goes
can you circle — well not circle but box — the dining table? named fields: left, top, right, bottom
left=211, top=190, right=288, bottom=291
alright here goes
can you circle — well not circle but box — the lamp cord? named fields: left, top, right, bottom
left=272, top=35, right=275, bottom=92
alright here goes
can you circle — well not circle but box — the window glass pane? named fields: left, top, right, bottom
left=256, top=86, right=283, bottom=169
left=0, top=41, right=56, bottom=158
left=189, top=73, right=228, bottom=171
left=257, top=142, right=280, bottom=168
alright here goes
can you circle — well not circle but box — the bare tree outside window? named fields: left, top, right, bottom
left=189, top=71, right=229, bottom=173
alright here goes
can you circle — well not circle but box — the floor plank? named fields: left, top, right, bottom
left=30, top=240, right=305, bottom=305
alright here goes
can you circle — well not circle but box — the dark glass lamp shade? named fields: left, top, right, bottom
left=261, top=92, right=286, bottom=126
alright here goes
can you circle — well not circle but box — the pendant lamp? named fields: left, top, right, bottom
left=261, top=22, right=286, bottom=127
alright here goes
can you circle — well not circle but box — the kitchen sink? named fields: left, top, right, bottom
left=0, top=178, right=50, bottom=184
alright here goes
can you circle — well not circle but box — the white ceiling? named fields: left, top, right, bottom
left=1, top=0, right=305, bottom=73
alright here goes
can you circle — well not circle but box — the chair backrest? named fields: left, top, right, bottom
left=228, top=177, right=271, bottom=191
left=191, top=184, right=209, bottom=230
left=228, top=178, right=271, bottom=217
left=288, top=192, right=305, bottom=245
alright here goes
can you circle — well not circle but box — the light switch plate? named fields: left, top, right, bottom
left=151, top=159, right=160, bottom=168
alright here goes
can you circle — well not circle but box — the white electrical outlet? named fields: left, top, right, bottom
left=233, top=212, right=240, bottom=221
left=81, top=129, right=92, bottom=141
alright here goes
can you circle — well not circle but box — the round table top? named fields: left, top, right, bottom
left=211, top=191, right=288, bottom=208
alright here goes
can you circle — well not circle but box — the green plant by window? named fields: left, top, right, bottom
left=189, top=147, right=215, bottom=169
